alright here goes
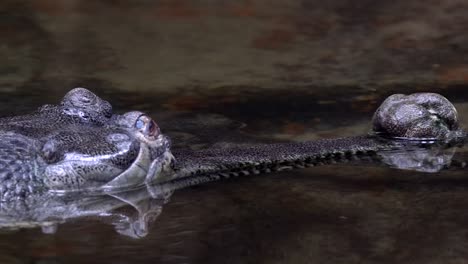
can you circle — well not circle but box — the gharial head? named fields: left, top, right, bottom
left=372, top=92, right=464, bottom=141
left=34, top=88, right=174, bottom=192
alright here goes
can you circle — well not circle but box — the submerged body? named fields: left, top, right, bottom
left=0, top=88, right=464, bottom=202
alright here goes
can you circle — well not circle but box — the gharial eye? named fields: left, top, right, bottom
left=135, top=114, right=160, bottom=138
left=135, top=119, right=145, bottom=129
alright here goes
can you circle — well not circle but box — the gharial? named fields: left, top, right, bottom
left=0, top=88, right=464, bottom=202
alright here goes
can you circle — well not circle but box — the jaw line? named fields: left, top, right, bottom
left=101, top=134, right=173, bottom=193
left=101, top=142, right=151, bottom=192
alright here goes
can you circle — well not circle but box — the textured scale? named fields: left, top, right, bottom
left=167, top=136, right=393, bottom=190
left=0, top=89, right=463, bottom=232
left=0, top=89, right=463, bottom=205
left=0, top=136, right=46, bottom=202
left=0, top=88, right=173, bottom=197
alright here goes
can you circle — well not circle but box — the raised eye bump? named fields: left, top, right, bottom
left=135, top=119, right=145, bottom=129
left=135, top=114, right=160, bottom=138
left=61, top=87, right=113, bottom=121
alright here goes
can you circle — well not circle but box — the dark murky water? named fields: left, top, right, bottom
left=0, top=89, right=467, bottom=264
left=2, top=1, right=468, bottom=263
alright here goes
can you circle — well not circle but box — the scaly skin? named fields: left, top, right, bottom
left=0, top=89, right=463, bottom=202
left=168, top=135, right=389, bottom=189
left=163, top=92, right=466, bottom=190
left=0, top=88, right=464, bottom=236
left=0, top=88, right=173, bottom=200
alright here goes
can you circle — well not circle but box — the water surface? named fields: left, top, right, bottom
left=2, top=1, right=468, bottom=263
left=0, top=89, right=467, bottom=264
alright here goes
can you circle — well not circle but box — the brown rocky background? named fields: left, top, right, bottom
left=2, top=0, right=468, bottom=97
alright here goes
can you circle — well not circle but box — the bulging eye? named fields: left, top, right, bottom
left=135, top=115, right=160, bottom=138
left=135, top=119, right=145, bottom=129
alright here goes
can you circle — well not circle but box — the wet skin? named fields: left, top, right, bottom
left=0, top=88, right=173, bottom=199
left=0, top=88, right=464, bottom=201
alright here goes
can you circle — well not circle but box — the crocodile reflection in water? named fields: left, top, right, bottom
left=0, top=143, right=464, bottom=239
left=0, top=88, right=465, bottom=237
left=0, top=183, right=170, bottom=238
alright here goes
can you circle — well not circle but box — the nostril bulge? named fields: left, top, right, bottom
left=372, top=93, right=460, bottom=140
